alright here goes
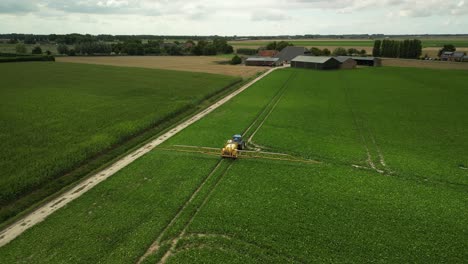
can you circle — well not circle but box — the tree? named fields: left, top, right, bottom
left=309, top=47, right=323, bottom=56
left=438, top=44, right=456, bottom=57
left=266, top=41, right=277, bottom=50
left=192, top=40, right=208, bottom=55
left=360, top=49, right=367, bottom=56
left=231, top=55, right=242, bottom=65
left=213, top=37, right=230, bottom=54
left=347, top=48, right=359, bottom=55
left=15, top=43, right=27, bottom=54
left=45, top=50, right=52, bottom=55
left=32, top=46, right=42, bottom=54
left=276, top=41, right=293, bottom=51
left=322, top=48, right=331, bottom=56
left=57, top=44, right=69, bottom=55
left=265, top=41, right=293, bottom=51
left=332, top=47, right=347, bottom=56
left=372, top=40, right=381, bottom=57
left=202, top=44, right=217, bottom=55
left=24, top=37, right=36, bottom=44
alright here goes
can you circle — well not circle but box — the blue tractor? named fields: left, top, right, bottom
left=232, top=134, right=246, bottom=150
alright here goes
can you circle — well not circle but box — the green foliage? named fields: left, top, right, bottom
left=0, top=55, right=55, bottom=63
left=309, top=47, right=323, bottom=56
left=15, top=43, right=27, bottom=54
left=322, top=48, right=331, bottom=56
left=23, top=37, right=36, bottom=44
left=373, top=39, right=382, bottom=56
left=236, top=48, right=258, bottom=55
left=230, top=55, right=242, bottom=65
left=202, top=43, right=217, bottom=55
left=265, top=41, right=293, bottom=51
left=31, top=46, right=42, bottom=54
left=56, top=44, right=69, bottom=55
left=381, top=39, right=422, bottom=58
left=74, top=42, right=112, bottom=55
left=332, top=47, right=348, bottom=56
left=190, top=38, right=233, bottom=56
left=0, top=62, right=238, bottom=220
left=347, top=48, right=359, bottom=55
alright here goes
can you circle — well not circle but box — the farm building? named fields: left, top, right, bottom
left=440, top=51, right=466, bottom=61
left=291, top=56, right=340, bottom=70
left=275, top=47, right=309, bottom=64
left=245, top=57, right=280, bottom=66
left=258, top=50, right=279, bottom=57
left=335, top=57, right=357, bottom=69
left=464, top=56, right=468, bottom=62
left=337, top=56, right=382, bottom=67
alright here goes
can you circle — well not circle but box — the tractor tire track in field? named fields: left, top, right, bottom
left=137, top=161, right=234, bottom=264
left=340, top=74, right=389, bottom=174
left=0, top=67, right=285, bottom=248
left=244, top=71, right=298, bottom=150
left=158, top=163, right=233, bottom=264
left=136, top=159, right=227, bottom=263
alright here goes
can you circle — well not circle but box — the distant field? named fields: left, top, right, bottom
left=229, top=38, right=468, bottom=48
left=2, top=67, right=466, bottom=263
left=382, top=58, right=468, bottom=70
left=57, top=56, right=265, bottom=78
left=0, top=62, right=239, bottom=224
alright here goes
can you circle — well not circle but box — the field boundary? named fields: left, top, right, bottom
left=0, top=66, right=284, bottom=248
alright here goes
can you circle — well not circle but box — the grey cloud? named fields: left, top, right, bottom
left=0, top=0, right=39, bottom=14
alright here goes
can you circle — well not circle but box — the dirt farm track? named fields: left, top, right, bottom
left=57, top=56, right=265, bottom=78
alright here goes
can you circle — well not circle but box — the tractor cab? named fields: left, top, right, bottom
left=232, top=134, right=246, bottom=150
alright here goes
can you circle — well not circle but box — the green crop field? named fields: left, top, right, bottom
left=0, top=62, right=239, bottom=224
left=0, top=67, right=467, bottom=263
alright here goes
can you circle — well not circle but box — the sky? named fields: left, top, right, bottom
left=0, top=0, right=467, bottom=35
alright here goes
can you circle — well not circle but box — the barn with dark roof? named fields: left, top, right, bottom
left=291, top=56, right=340, bottom=70
left=275, top=47, right=309, bottom=64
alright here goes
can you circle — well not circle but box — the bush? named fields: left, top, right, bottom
left=57, top=44, right=69, bottom=55
left=32, top=46, right=43, bottom=55
left=0, top=55, right=55, bottom=63
left=332, top=47, right=348, bottom=56
left=231, top=55, right=242, bottom=65
left=15, top=43, right=27, bottom=54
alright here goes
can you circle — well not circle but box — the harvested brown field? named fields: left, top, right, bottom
left=382, top=58, right=468, bottom=70
left=57, top=56, right=266, bottom=78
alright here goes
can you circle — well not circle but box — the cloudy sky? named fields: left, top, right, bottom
left=0, top=0, right=467, bottom=35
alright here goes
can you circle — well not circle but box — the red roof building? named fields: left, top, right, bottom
left=258, top=50, right=279, bottom=57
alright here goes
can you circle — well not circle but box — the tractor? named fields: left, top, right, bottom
left=221, top=134, right=246, bottom=159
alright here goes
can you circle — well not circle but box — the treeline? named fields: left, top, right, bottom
left=0, top=53, right=55, bottom=63
left=56, top=38, right=234, bottom=56
left=0, top=33, right=234, bottom=45
left=237, top=45, right=366, bottom=57
left=372, top=39, right=422, bottom=58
